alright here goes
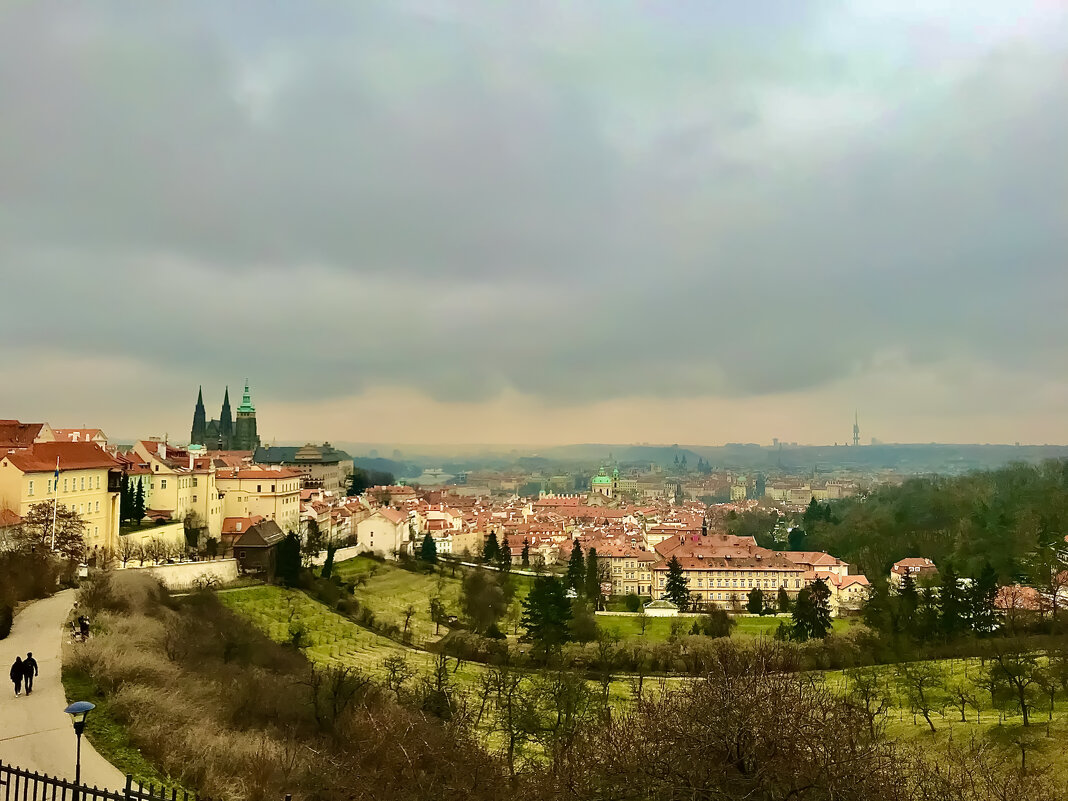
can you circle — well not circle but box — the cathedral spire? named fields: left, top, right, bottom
left=190, top=385, right=207, bottom=445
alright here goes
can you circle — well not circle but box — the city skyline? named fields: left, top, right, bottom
left=2, top=1, right=1066, bottom=446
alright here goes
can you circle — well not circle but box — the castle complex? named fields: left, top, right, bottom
left=190, top=382, right=260, bottom=451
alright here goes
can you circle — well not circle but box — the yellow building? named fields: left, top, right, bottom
left=597, top=543, right=656, bottom=596
left=127, top=440, right=224, bottom=539
left=653, top=552, right=806, bottom=608
left=0, top=441, right=121, bottom=558
left=214, top=466, right=302, bottom=533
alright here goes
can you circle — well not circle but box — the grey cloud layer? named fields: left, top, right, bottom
left=1, top=1, right=1065, bottom=407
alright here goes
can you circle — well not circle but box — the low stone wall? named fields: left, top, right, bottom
left=308, top=545, right=368, bottom=566
left=118, top=558, right=239, bottom=589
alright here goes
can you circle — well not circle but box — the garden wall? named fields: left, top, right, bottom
left=308, top=545, right=367, bottom=566
left=119, top=558, right=239, bottom=589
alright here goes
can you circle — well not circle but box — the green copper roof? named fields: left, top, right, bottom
left=237, top=381, right=255, bottom=413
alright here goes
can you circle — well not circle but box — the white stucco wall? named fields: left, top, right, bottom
left=120, top=558, right=239, bottom=589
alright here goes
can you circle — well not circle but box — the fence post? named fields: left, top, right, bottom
left=124, top=776, right=133, bottom=801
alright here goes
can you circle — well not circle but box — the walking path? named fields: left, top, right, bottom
left=0, top=590, right=125, bottom=789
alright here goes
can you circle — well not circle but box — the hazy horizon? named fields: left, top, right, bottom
left=2, top=2, right=1066, bottom=446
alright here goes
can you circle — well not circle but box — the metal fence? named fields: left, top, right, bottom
left=0, top=761, right=203, bottom=801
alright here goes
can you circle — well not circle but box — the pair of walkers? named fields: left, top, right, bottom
left=9, top=653, right=39, bottom=697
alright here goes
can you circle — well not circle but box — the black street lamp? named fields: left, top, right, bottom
left=64, top=701, right=95, bottom=795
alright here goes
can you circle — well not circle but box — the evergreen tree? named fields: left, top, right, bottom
left=939, top=562, right=967, bottom=638
left=521, top=576, right=572, bottom=655
left=792, top=579, right=832, bottom=641
left=787, top=527, right=808, bottom=551
left=420, top=532, right=438, bottom=564
left=898, top=572, right=920, bottom=630
left=861, top=580, right=895, bottom=634
left=321, top=545, right=336, bottom=579
left=584, top=547, right=602, bottom=609
left=968, top=561, right=1000, bottom=634
left=746, top=587, right=765, bottom=615
left=566, top=541, right=585, bottom=594
left=133, top=478, right=146, bottom=523
left=915, top=587, right=941, bottom=641
left=664, top=556, right=691, bottom=610
left=276, top=532, right=302, bottom=587
left=803, top=497, right=821, bottom=529
left=482, top=531, right=500, bottom=563
left=520, top=542, right=530, bottom=568
left=497, top=535, right=512, bottom=570
left=119, top=473, right=132, bottom=524
left=777, top=586, right=792, bottom=614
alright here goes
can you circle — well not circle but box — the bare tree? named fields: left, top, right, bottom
left=402, top=603, right=417, bottom=634
left=895, top=661, right=946, bottom=732
left=846, top=666, right=892, bottom=737
left=381, top=655, right=415, bottom=702
left=117, top=536, right=139, bottom=567
left=990, top=645, right=1042, bottom=727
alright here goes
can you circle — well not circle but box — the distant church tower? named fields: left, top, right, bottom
left=190, top=387, right=207, bottom=445
left=220, top=387, right=233, bottom=447
left=233, top=381, right=260, bottom=451
left=853, top=411, right=860, bottom=447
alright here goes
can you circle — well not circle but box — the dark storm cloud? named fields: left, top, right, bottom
left=1, top=0, right=1065, bottom=407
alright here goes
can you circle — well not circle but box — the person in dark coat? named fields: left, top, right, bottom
left=10, top=656, right=23, bottom=697
left=22, top=652, right=38, bottom=695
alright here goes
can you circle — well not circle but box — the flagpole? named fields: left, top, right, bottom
left=51, top=456, right=60, bottom=551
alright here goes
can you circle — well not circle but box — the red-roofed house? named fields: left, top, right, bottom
left=0, top=420, right=55, bottom=448
left=890, top=557, right=938, bottom=586
left=0, top=441, right=122, bottom=556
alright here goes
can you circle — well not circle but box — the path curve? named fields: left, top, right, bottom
left=0, top=590, right=126, bottom=789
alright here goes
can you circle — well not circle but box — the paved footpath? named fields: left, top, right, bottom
left=0, top=590, right=126, bottom=789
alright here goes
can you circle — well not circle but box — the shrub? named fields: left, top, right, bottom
left=624, top=593, right=641, bottom=613
left=0, top=605, right=12, bottom=639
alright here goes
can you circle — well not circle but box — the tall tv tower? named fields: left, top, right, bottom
left=853, top=411, right=860, bottom=447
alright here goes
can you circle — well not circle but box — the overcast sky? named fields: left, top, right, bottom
left=2, top=1, right=1066, bottom=447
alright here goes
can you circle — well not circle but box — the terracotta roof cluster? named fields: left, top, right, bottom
left=1, top=441, right=119, bottom=472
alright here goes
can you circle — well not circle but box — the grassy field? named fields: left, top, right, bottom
left=219, top=585, right=489, bottom=686
left=596, top=613, right=854, bottom=641
left=332, top=556, right=535, bottom=644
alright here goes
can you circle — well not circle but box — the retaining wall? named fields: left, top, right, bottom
left=118, top=558, right=239, bottom=589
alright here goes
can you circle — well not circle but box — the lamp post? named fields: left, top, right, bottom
left=64, top=701, right=95, bottom=797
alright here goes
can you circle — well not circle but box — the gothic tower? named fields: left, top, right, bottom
left=853, top=411, right=860, bottom=447
left=219, top=387, right=233, bottom=448
left=190, top=386, right=207, bottom=445
left=233, top=381, right=260, bottom=451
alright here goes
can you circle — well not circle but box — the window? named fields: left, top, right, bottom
left=161, top=479, right=167, bottom=490
left=193, top=495, right=197, bottom=503
left=193, top=478, right=198, bottom=487
left=96, top=476, right=101, bottom=489
left=95, top=501, right=100, bottom=512
left=271, top=484, right=275, bottom=492
left=81, top=477, right=86, bottom=491
left=28, top=480, right=34, bottom=496
left=64, top=479, right=69, bottom=492
left=257, top=485, right=262, bottom=492
left=48, top=479, right=53, bottom=493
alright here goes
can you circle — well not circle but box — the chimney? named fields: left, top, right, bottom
left=158, top=442, right=167, bottom=460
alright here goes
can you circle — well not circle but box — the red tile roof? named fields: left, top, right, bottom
left=0, top=420, right=44, bottom=449
left=2, top=442, right=119, bottom=472
left=0, top=508, right=21, bottom=527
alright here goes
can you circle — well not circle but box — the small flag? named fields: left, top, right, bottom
left=54, top=457, right=60, bottom=480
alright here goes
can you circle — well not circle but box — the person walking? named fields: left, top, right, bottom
left=22, top=652, right=39, bottom=695
left=10, top=656, right=23, bottom=697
